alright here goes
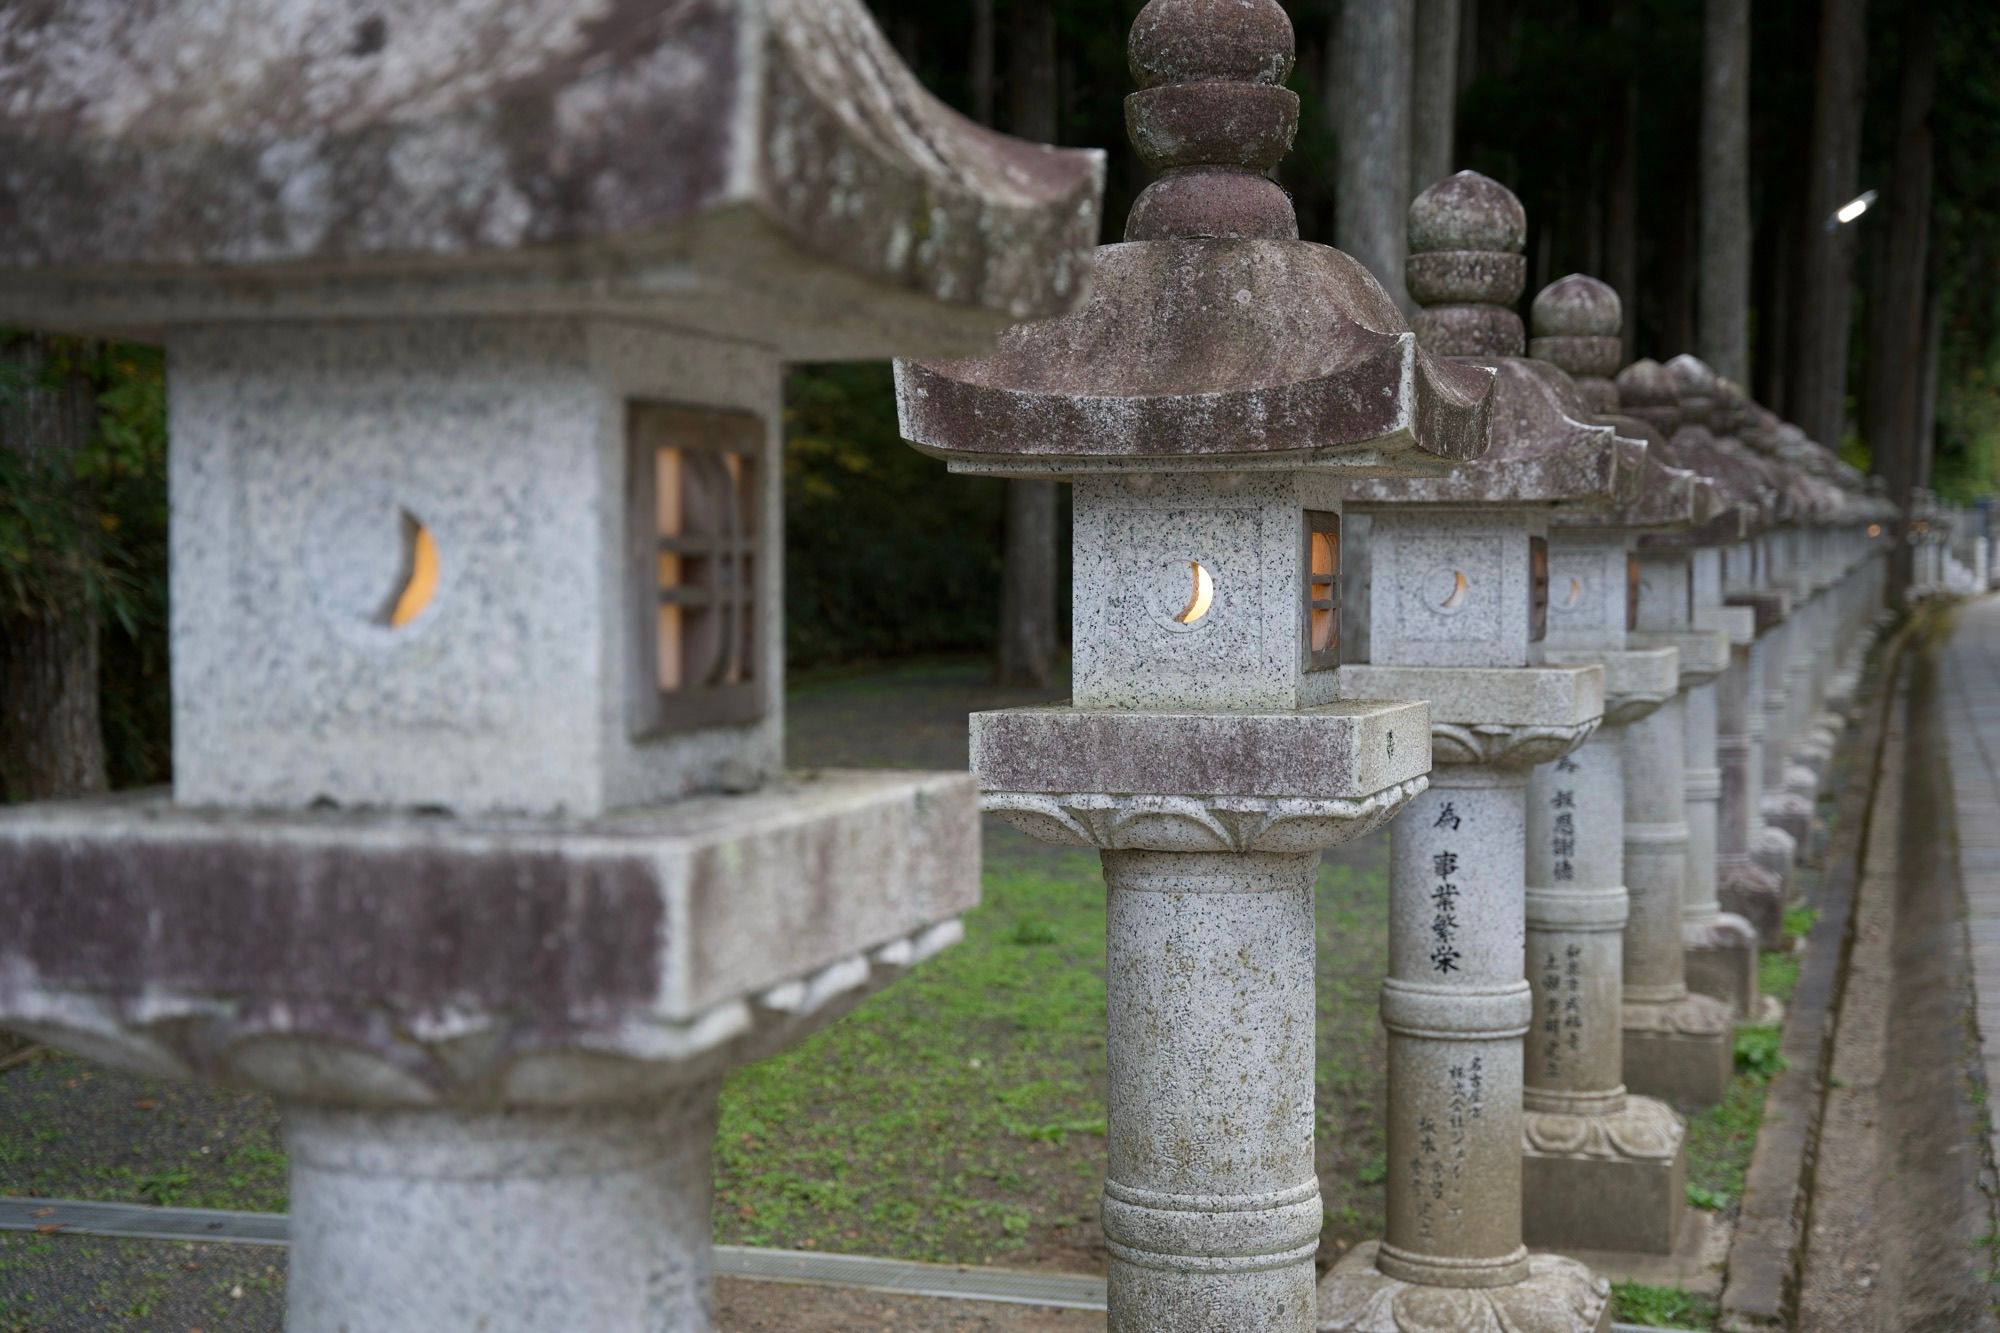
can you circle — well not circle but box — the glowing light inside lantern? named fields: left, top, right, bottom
left=1176, top=561, right=1215, bottom=624
left=388, top=518, right=439, bottom=628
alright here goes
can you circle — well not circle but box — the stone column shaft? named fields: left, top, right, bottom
left=1682, top=678, right=1763, bottom=1016
left=1520, top=730, right=1688, bottom=1254
left=1102, top=849, right=1321, bottom=1333
left=287, top=1091, right=719, bottom=1333
left=1622, top=698, right=1732, bottom=1107
left=1381, top=773, right=1532, bottom=1287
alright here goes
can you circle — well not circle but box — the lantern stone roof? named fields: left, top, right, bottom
left=0, top=0, right=1104, bottom=357
left=894, top=0, right=1495, bottom=478
left=1339, top=177, right=1640, bottom=509
left=1620, top=356, right=1774, bottom=535
left=1528, top=273, right=1718, bottom=532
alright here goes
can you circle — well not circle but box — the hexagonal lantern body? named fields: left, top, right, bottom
left=0, top=5, right=1105, bottom=1331
left=1070, top=471, right=1353, bottom=711
left=1320, top=185, right=1647, bottom=1333
left=898, top=7, right=1497, bottom=1330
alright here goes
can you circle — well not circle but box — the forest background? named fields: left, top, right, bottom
left=3, top=0, right=1995, bottom=794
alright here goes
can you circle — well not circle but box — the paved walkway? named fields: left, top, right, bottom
left=1944, top=594, right=2000, bottom=1171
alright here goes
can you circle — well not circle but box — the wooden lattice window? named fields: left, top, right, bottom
left=1304, top=510, right=1340, bottom=671
left=628, top=404, right=764, bottom=737
left=1529, top=536, right=1549, bottom=643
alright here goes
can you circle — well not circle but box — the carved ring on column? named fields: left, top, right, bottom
left=0, top=919, right=964, bottom=1109
left=981, top=779, right=1429, bottom=854
left=1428, top=719, right=1600, bottom=769
left=1521, top=1096, right=1684, bottom=1162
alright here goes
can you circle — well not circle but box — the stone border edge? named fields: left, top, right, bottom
left=1715, top=611, right=1920, bottom=1332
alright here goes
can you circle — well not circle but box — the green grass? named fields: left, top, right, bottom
left=1782, top=904, right=1819, bottom=943
left=1611, top=1281, right=1719, bottom=1328
left=1681, top=1024, right=1791, bottom=1226
left=711, top=848, right=1112, bottom=1264
left=1759, top=947, right=1802, bottom=1005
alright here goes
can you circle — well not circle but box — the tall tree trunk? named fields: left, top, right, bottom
left=1659, top=182, right=1698, bottom=358
left=1752, top=188, right=1793, bottom=411
left=995, top=0, right=1061, bottom=688
left=1790, top=0, right=1868, bottom=448
left=1411, top=0, right=1461, bottom=194
left=1863, top=0, right=1934, bottom=599
left=1916, top=291, right=1941, bottom=488
left=971, top=0, right=995, bottom=129
left=1604, top=0, right=1639, bottom=363
left=0, top=335, right=106, bottom=802
left=1335, top=0, right=1415, bottom=310
left=1699, top=0, right=1751, bottom=383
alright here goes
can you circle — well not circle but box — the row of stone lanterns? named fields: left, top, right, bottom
left=0, top=2, right=1898, bottom=1332
left=0, top=4, right=1107, bottom=1331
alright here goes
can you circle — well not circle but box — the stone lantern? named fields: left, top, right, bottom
left=1496, top=273, right=1727, bottom=1259
left=898, top=4, right=1496, bottom=1328
left=1316, top=174, right=1613, bottom=1333
left=1570, top=350, right=1770, bottom=1029
left=0, top=4, right=1103, bottom=1330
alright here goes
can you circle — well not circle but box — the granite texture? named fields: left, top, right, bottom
left=1520, top=720, right=1690, bottom=1258
left=1319, top=1243, right=1611, bottom=1332
left=1101, top=849, right=1322, bottom=1332
left=894, top=1, right=1493, bottom=483
left=168, top=318, right=784, bottom=818
left=0, top=771, right=977, bottom=1101
left=0, top=0, right=1105, bottom=357
left=970, top=700, right=1430, bottom=800
left=1622, top=697, right=1733, bottom=1109
left=286, top=1091, right=718, bottom=1332
left=1066, top=471, right=1357, bottom=710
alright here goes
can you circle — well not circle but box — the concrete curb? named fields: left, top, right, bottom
left=0, top=1195, right=1685, bottom=1330
left=1716, top=615, right=1917, bottom=1332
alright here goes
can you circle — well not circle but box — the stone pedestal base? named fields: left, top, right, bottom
left=1622, top=994, right=1734, bottom=1109
left=1522, top=1096, right=1686, bottom=1254
left=287, top=1093, right=718, bottom=1333
left=1760, top=795, right=1812, bottom=858
left=1718, top=860, right=1785, bottom=948
left=1317, top=1242, right=1611, bottom=1333
left=1684, top=913, right=1761, bottom=1019
left=1751, top=824, right=1796, bottom=887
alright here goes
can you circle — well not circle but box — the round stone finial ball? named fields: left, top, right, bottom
left=1408, top=171, right=1527, bottom=256
left=1129, top=0, right=1295, bottom=89
left=1615, top=358, right=1676, bottom=410
left=1664, top=353, right=1719, bottom=402
left=1531, top=274, right=1621, bottom=339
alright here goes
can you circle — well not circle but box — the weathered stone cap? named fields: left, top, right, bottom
left=0, top=0, right=1104, bottom=355
left=1337, top=356, right=1639, bottom=508
left=894, top=0, right=1494, bottom=476
left=897, top=240, right=1496, bottom=474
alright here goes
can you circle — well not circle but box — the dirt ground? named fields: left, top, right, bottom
left=1797, top=613, right=2000, bottom=1331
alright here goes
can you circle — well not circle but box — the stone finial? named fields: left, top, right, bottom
left=1529, top=274, right=1623, bottom=414
left=1407, top=171, right=1529, bottom=358
left=1664, top=354, right=1718, bottom=429
left=1712, top=377, right=1751, bottom=438
left=1615, top=358, right=1680, bottom=436
left=1124, top=0, right=1300, bottom=241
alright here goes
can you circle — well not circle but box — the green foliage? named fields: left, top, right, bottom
left=1611, top=1281, right=1718, bottom=1329
left=0, top=336, right=171, bottom=789
left=1760, top=948, right=1802, bottom=1005
left=1735, top=1024, right=1788, bottom=1080
left=1783, top=905, right=1819, bottom=940
left=783, top=363, right=1027, bottom=668
left=1685, top=1182, right=1730, bottom=1211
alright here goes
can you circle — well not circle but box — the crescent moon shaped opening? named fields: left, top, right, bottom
left=1175, top=560, right=1215, bottom=624
left=1562, top=576, right=1583, bottom=609
left=388, top=516, right=440, bottom=628
left=1439, top=569, right=1469, bottom=611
